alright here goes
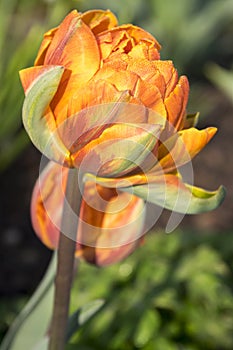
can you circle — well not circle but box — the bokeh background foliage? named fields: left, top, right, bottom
left=68, top=231, right=233, bottom=350
left=0, top=0, right=233, bottom=349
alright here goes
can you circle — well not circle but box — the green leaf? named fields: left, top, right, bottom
left=122, top=174, right=226, bottom=214
left=133, top=309, right=161, bottom=348
left=22, top=65, right=70, bottom=163
left=0, top=253, right=56, bottom=350
left=66, top=299, right=105, bottom=342
left=206, top=63, right=233, bottom=105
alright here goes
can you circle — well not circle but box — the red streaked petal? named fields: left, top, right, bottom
left=44, top=11, right=100, bottom=78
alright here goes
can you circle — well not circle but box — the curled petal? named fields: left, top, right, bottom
left=121, top=173, right=226, bottom=214
left=155, top=127, right=217, bottom=173
left=20, top=65, right=71, bottom=166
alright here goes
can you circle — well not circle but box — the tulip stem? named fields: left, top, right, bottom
left=48, top=168, right=82, bottom=350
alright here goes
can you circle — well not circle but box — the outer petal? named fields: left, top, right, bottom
left=121, top=173, right=226, bottom=214
left=31, top=161, right=145, bottom=266
left=31, top=161, right=67, bottom=249
left=20, top=65, right=71, bottom=166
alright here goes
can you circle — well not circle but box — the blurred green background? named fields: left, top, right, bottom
left=0, top=0, right=232, bottom=349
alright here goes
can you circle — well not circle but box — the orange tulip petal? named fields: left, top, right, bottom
left=165, top=75, right=189, bottom=130
left=132, top=77, right=167, bottom=115
left=31, top=162, right=67, bottom=249
left=77, top=181, right=145, bottom=266
left=95, top=65, right=139, bottom=92
left=154, top=127, right=218, bottom=173
left=93, top=64, right=166, bottom=115
left=66, top=79, right=130, bottom=117
left=128, top=42, right=159, bottom=61
left=81, top=9, right=118, bottom=34
left=97, top=24, right=160, bottom=61
left=153, top=61, right=179, bottom=98
left=44, top=11, right=100, bottom=78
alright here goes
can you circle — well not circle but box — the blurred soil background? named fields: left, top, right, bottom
left=0, top=0, right=233, bottom=349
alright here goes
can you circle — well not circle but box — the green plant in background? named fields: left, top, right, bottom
left=206, top=63, right=233, bottom=105
left=2, top=231, right=233, bottom=349
left=68, top=231, right=233, bottom=350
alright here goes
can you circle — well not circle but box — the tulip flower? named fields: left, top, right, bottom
left=20, top=9, right=225, bottom=266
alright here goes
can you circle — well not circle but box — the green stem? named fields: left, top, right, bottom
left=48, top=168, right=82, bottom=350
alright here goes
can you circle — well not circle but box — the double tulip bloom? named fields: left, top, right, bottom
left=20, top=10, right=225, bottom=266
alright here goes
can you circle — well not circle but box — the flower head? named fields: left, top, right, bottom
left=20, top=10, right=225, bottom=266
